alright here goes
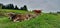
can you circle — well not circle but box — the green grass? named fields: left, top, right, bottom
left=0, top=9, right=28, bottom=13
left=0, top=9, right=60, bottom=28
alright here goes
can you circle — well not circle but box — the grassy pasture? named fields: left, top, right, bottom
left=0, top=9, right=60, bottom=28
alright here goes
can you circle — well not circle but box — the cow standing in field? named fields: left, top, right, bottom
left=33, top=10, right=42, bottom=15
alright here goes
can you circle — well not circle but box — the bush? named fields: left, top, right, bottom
left=57, top=12, right=60, bottom=14
left=0, top=10, right=6, bottom=17
left=49, top=12, right=57, bottom=15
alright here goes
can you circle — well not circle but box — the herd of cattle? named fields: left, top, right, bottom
left=7, top=10, right=42, bottom=22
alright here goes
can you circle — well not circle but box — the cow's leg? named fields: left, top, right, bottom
left=9, top=17, right=12, bottom=20
left=13, top=17, right=19, bottom=22
left=13, top=20, right=16, bottom=22
left=13, top=19, right=19, bottom=22
left=27, top=18, right=30, bottom=20
left=16, top=21, right=20, bottom=22
left=28, top=17, right=32, bottom=20
left=24, top=18, right=27, bottom=20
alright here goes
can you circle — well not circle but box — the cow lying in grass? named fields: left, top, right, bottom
left=7, top=12, right=37, bottom=22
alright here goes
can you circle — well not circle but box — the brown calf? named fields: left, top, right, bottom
left=33, top=10, right=42, bottom=15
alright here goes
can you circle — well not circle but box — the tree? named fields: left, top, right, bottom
left=7, top=4, right=14, bottom=9
left=0, top=3, right=3, bottom=6
left=57, top=11, right=60, bottom=13
left=20, top=7, right=23, bottom=10
left=2, top=5, right=5, bottom=9
left=14, top=5, right=19, bottom=9
left=23, top=5, right=28, bottom=11
left=2, top=4, right=14, bottom=9
left=0, top=3, right=3, bottom=9
left=20, top=5, right=28, bottom=11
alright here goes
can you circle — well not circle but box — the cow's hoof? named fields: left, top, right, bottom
left=16, top=21, right=20, bottom=22
left=27, top=18, right=30, bottom=20
left=13, top=20, right=17, bottom=22
left=24, top=19, right=27, bottom=20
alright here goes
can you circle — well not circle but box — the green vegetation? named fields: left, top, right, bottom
left=0, top=9, right=60, bottom=28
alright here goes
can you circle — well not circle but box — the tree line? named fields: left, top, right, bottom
left=0, top=3, right=28, bottom=11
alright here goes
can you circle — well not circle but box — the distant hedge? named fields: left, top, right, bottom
left=0, top=3, right=28, bottom=11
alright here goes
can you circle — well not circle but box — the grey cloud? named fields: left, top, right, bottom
left=0, top=0, right=60, bottom=12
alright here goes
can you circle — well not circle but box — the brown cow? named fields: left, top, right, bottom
left=7, top=13, right=31, bottom=22
left=13, top=13, right=37, bottom=22
left=33, top=10, right=42, bottom=15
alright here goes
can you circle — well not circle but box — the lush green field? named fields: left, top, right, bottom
left=0, top=9, right=29, bottom=13
left=0, top=9, right=60, bottom=28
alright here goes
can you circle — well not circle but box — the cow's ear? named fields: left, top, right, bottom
left=6, top=13, right=10, bottom=16
left=7, top=12, right=15, bottom=16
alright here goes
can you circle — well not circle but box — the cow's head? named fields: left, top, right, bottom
left=7, top=12, right=16, bottom=21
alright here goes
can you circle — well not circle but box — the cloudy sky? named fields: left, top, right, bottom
left=0, top=0, right=60, bottom=13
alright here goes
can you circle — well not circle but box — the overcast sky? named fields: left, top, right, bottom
left=0, top=0, right=60, bottom=13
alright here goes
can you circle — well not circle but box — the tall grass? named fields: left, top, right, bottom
left=0, top=9, right=60, bottom=28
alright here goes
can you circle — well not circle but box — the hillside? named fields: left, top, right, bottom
left=0, top=9, right=60, bottom=28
